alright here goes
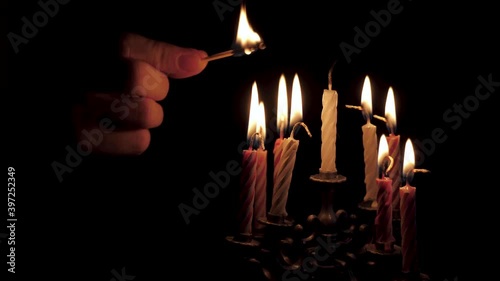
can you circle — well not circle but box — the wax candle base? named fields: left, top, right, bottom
left=365, top=242, right=400, bottom=256
left=261, top=212, right=294, bottom=227
left=310, top=171, right=347, bottom=183
left=358, top=199, right=378, bottom=211
left=225, top=234, right=260, bottom=248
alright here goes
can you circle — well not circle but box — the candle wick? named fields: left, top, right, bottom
left=290, top=122, right=312, bottom=140
left=249, top=132, right=259, bottom=150
left=258, top=132, right=265, bottom=150
left=413, top=168, right=430, bottom=174
left=385, top=155, right=394, bottom=176
left=345, top=105, right=363, bottom=111
left=328, top=60, right=337, bottom=91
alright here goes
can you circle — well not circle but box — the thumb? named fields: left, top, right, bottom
left=120, top=32, right=208, bottom=79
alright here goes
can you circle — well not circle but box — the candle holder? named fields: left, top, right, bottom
left=308, top=171, right=347, bottom=235
left=223, top=168, right=433, bottom=281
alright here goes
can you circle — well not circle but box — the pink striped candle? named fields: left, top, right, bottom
left=273, top=73, right=287, bottom=192
left=237, top=81, right=261, bottom=238
left=252, top=101, right=267, bottom=232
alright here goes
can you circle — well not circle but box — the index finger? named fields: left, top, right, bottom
left=120, top=32, right=208, bottom=79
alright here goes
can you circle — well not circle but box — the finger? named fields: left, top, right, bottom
left=84, top=92, right=164, bottom=129
left=76, top=127, right=151, bottom=156
left=126, top=59, right=169, bottom=101
left=120, top=32, right=208, bottom=79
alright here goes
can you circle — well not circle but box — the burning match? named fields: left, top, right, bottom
left=203, top=42, right=266, bottom=62
left=203, top=3, right=265, bottom=62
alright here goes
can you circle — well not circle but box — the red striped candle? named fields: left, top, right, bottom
left=400, top=184, right=417, bottom=273
left=400, top=138, right=418, bottom=273
left=387, top=134, right=401, bottom=212
left=384, top=87, right=402, bottom=214
left=253, top=147, right=267, bottom=231
left=237, top=148, right=256, bottom=236
left=375, top=177, right=395, bottom=248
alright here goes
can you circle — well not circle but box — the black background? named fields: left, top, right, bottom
left=5, top=0, right=498, bottom=280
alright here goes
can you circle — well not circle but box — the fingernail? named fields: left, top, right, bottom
left=178, top=53, right=202, bottom=73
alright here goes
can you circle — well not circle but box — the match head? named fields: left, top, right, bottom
left=232, top=41, right=266, bottom=57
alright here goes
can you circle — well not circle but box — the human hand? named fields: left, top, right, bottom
left=72, top=33, right=208, bottom=155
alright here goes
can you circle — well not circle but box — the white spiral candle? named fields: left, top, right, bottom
left=320, top=89, right=338, bottom=173
left=269, top=137, right=298, bottom=218
left=362, top=122, right=378, bottom=202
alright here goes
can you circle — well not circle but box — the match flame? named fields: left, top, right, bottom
left=403, top=139, right=415, bottom=179
left=385, top=87, right=397, bottom=134
left=361, top=75, right=372, bottom=118
left=290, top=73, right=303, bottom=126
left=277, top=74, right=288, bottom=138
left=235, top=3, right=262, bottom=55
left=247, top=81, right=260, bottom=141
left=377, top=135, right=389, bottom=167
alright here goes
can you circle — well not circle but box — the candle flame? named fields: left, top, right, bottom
left=290, top=73, right=303, bottom=126
left=277, top=74, right=288, bottom=137
left=257, top=101, right=266, bottom=143
left=385, top=87, right=397, bottom=133
left=247, top=81, right=260, bottom=141
left=377, top=135, right=389, bottom=167
left=235, top=3, right=262, bottom=55
left=403, top=138, right=415, bottom=179
left=360, top=75, right=372, bottom=117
